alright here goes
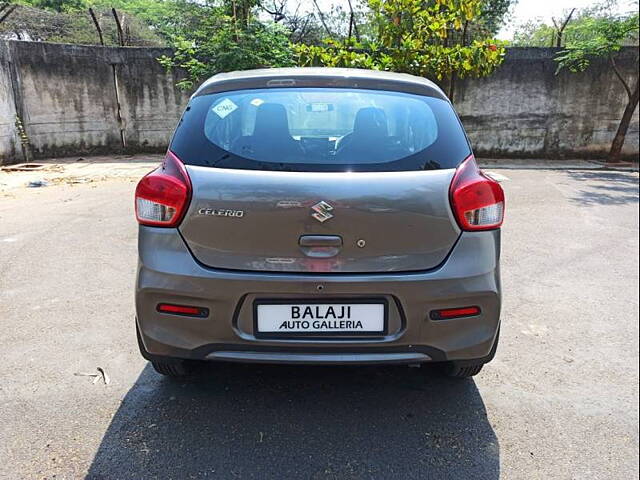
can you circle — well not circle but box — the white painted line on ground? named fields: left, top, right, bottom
left=484, top=171, right=510, bottom=182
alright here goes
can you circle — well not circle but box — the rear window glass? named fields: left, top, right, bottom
left=171, top=87, right=470, bottom=172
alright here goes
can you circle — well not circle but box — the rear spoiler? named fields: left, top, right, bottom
left=194, top=72, right=448, bottom=101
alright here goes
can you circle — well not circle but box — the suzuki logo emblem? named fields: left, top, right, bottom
left=311, top=201, right=334, bottom=223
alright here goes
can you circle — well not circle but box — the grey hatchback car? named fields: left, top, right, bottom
left=135, top=68, right=504, bottom=378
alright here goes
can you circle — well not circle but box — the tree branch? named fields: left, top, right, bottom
left=88, top=8, right=105, bottom=46
left=111, top=8, right=125, bottom=46
left=609, top=53, right=632, bottom=100
left=346, top=0, right=360, bottom=41
left=0, top=4, right=17, bottom=25
left=261, top=0, right=286, bottom=22
left=311, top=0, right=333, bottom=38
left=561, top=8, right=576, bottom=31
left=552, top=8, right=576, bottom=47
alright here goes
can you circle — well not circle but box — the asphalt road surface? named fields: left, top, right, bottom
left=0, top=167, right=638, bottom=479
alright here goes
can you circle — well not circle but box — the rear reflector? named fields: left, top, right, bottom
left=430, top=306, right=481, bottom=320
left=135, top=151, right=192, bottom=227
left=450, top=155, right=504, bottom=231
left=157, top=303, right=208, bottom=317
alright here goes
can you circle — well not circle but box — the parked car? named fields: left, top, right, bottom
left=134, top=68, right=504, bottom=378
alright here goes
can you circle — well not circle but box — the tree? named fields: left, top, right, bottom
left=158, top=2, right=295, bottom=90
left=261, top=0, right=335, bottom=45
left=555, top=11, right=639, bottom=162
left=5, top=0, right=210, bottom=44
left=261, top=0, right=369, bottom=45
left=22, top=0, right=87, bottom=13
left=446, top=0, right=515, bottom=43
left=86, top=0, right=211, bottom=41
left=476, top=0, right=513, bottom=36
left=511, top=0, right=638, bottom=47
left=511, top=19, right=557, bottom=46
left=0, top=3, right=164, bottom=45
left=296, top=0, right=506, bottom=100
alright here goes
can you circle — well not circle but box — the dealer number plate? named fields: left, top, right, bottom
left=256, top=302, right=385, bottom=335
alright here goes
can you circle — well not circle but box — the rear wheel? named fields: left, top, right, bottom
left=439, top=327, right=500, bottom=379
left=441, top=362, right=484, bottom=378
left=151, top=359, right=191, bottom=377
left=137, top=322, right=192, bottom=378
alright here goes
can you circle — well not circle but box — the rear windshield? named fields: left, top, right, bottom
left=171, top=87, right=470, bottom=172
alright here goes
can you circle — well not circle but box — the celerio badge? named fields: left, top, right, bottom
left=311, top=201, right=334, bottom=223
left=198, top=208, right=244, bottom=218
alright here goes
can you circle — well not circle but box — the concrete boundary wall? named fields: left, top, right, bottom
left=456, top=47, right=638, bottom=159
left=0, top=43, right=19, bottom=162
left=0, top=41, right=638, bottom=164
left=0, top=41, right=190, bottom=164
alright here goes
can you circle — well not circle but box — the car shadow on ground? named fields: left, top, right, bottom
left=567, top=170, right=639, bottom=206
left=86, top=363, right=499, bottom=479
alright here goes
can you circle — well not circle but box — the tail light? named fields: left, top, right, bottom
left=135, top=151, right=191, bottom=227
left=450, top=155, right=504, bottom=231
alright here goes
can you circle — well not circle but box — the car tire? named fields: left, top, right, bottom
left=442, top=363, right=484, bottom=378
left=137, top=321, right=192, bottom=378
left=440, top=327, right=500, bottom=378
left=150, top=359, right=191, bottom=377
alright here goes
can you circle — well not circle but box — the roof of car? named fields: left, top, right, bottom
left=194, top=67, right=447, bottom=100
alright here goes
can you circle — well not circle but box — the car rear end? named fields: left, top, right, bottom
left=134, top=68, right=504, bottom=377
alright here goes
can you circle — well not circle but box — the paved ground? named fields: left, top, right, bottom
left=0, top=161, right=638, bottom=479
left=0, top=155, right=159, bottom=193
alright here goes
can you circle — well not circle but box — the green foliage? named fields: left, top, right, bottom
left=511, top=20, right=558, bottom=47
left=158, top=9, right=295, bottom=90
left=477, top=0, right=513, bottom=36
left=0, top=4, right=164, bottom=45
left=84, top=0, right=211, bottom=41
left=296, top=0, right=506, bottom=81
left=12, top=0, right=216, bottom=42
left=17, top=0, right=87, bottom=13
left=550, top=3, right=639, bottom=161
left=38, top=0, right=84, bottom=12
left=555, top=12, right=639, bottom=72
left=511, top=1, right=640, bottom=48
left=6, top=0, right=512, bottom=86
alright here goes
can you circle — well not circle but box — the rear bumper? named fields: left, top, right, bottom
left=207, top=351, right=430, bottom=364
left=136, top=227, right=501, bottom=365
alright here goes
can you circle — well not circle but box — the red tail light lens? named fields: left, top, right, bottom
left=450, top=155, right=504, bottom=231
left=430, top=306, right=481, bottom=320
left=135, top=151, right=191, bottom=227
left=157, top=303, right=208, bottom=317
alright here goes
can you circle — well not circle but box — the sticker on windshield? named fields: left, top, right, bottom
left=250, top=98, right=265, bottom=107
left=212, top=98, right=238, bottom=119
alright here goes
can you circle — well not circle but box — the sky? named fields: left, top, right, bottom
left=299, top=0, right=637, bottom=40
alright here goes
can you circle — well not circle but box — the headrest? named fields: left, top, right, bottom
left=353, top=107, right=388, bottom=137
left=253, top=103, right=291, bottom=138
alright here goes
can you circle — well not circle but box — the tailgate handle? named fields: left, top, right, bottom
left=299, top=235, right=343, bottom=247
left=299, top=235, right=342, bottom=258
